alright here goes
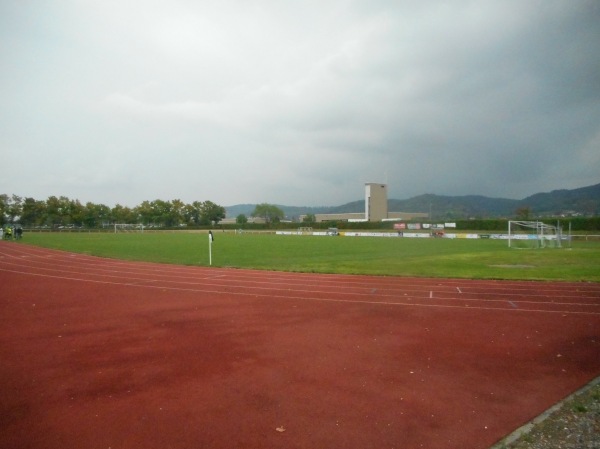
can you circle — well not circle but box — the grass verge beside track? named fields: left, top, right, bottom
left=20, top=231, right=600, bottom=282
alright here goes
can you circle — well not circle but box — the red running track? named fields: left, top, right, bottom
left=1, top=241, right=599, bottom=449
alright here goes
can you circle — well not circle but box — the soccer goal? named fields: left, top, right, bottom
left=114, top=223, right=144, bottom=234
left=507, top=221, right=561, bottom=249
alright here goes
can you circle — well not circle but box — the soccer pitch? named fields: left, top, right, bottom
left=20, top=231, right=600, bottom=282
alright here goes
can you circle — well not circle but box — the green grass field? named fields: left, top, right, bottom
left=19, top=231, right=600, bottom=282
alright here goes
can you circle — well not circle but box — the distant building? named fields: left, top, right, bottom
left=219, top=216, right=266, bottom=225
left=222, top=183, right=429, bottom=224
left=308, top=212, right=365, bottom=222
left=365, top=183, right=388, bottom=221
left=311, top=183, right=428, bottom=223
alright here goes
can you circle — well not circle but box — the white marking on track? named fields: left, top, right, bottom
left=1, top=267, right=598, bottom=315
left=2, top=243, right=600, bottom=315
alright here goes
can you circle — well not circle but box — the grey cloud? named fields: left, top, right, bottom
left=0, top=1, right=598, bottom=207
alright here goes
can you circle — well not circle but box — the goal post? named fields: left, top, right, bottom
left=114, top=223, right=144, bottom=234
left=508, top=221, right=561, bottom=249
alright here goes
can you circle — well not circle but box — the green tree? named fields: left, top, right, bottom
left=200, top=201, right=226, bottom=225
left=236, top=214, right=248, bottom=225
left=111, top=204, right=137, bottom=224
left=0, top=194, right=8, bottom=225
left=302, top=213, right=316, bottom=224
left=252, top=203, right=284, bottom=225
left=515, top=206, right=531, bottom=220
left=136, top=199, right=169, bottom=226
left=83, top=203, right=112, bottom=228
left=67, top=199, right=85, bottom=226
left=152, top=199, right=174, bottom=226
left=135, top=201, right=154, bottom=226
left=5, top=194, right=23, bottom=223
left=45, top=196, right=72, bottom=227
left=169, top=199, right=186, bottom=226
left=0, top=194, right=23, bottom=224
left=21, top=197, right=47, bottom=227
left=183, top=202, right=202, bottom=225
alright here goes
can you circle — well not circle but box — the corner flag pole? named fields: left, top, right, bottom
left=208, top=231, right=214, bottom=266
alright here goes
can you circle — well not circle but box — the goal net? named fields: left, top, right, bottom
left=508, top=221, right=561, bottom=249
left=114, top=223, right=144, bottom=233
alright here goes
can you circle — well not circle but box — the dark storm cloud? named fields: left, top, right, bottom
left=0, top=1, right=598, bottom=206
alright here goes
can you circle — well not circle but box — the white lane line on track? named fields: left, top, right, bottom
left=4, top=248, right=600, bottom=297
left=6, top=247, right=600, bottom=294
left=4, top=262, right=599, bottom=308
left=2, top=255, right=600, bottom=308
left=3, top=247, right=600, bottom=296
left=5, top=254, right=599, bottom=302
left=2, top=267, right=599, bottom=316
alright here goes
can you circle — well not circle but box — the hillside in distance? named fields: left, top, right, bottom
left=226, top=182, right=600, bottom=220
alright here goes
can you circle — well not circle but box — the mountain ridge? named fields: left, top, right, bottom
left=225, top=182, right=600, bottom=220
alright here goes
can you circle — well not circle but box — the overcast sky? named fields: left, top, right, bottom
left=1, top=1, right=599, bottom=208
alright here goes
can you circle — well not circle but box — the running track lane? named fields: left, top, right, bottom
left=0, top=241, right=599, bottom=449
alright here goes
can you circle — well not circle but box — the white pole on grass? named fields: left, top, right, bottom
left=208, top=231, right=214, bottom=266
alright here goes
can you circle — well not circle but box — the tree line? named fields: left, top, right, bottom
left=0, top=194, right=226, bottom=228
left=3, top=193, right=598, bottom=231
